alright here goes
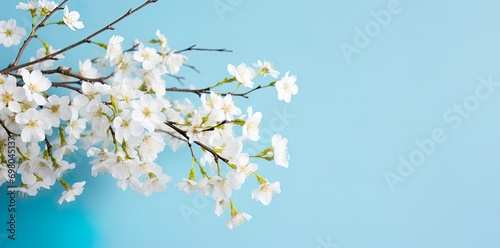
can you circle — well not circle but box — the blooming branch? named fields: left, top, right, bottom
left=0, top=0, right=298, bottom=229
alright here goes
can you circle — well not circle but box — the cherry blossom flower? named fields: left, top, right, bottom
left=175, top=178, right=197, bottom=195
left=0, top=75, right=26, bottom=111
left=40, top=95, right=72, bottom=127
left=38, top=0, right=57, bottom=16
left=226, top=210, right=252, bottom=230
left=219, top=94, right=241, bottom=120
left=251, top=181, right=281, bottom=205
left=253, top=60, right=280, bottom=78
left=133, top=44, right=162, bottom=70
left=227, top=63, right=256, bottom=88
left=58, top=181, right=86, bottom=204
left=106, top=35, right=124, bottom=65
left=15, top=1, right=38, bottom=13
left=272, top=134, right=290, bottom=168
left=242, top=106, right=262, bottom=141
left=215, top=198, right=230, bottom=217
left=141, top=173, right=172, bottom=196
left=155, top=30, right=169, bottom=52
left=19, top=68, right=51, bottom=105
left=15, top=108, right=50, bottom=142
left=78, top=59, right=100, bottom=78
left=65, top=110, right=87, bottom=139
left=0, top=19, right=26, bottom=47
left=63, top=5, right=84, bottom=31
left=165, top=52, right=186, bottom=75
left=113, top=110, right=144, bottom=142
left=275, top=71, right=298, bottom=103
left=131, top=95, right=165, bottom=132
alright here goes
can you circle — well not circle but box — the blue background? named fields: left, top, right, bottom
left=2, top=0, right=500, bottom=247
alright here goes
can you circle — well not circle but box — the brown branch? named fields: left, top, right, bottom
left=0, top=119, right=18, bottom=137
left=165, top=85, right=266, bottom=99
left=1, top=0, right=159, bottom=74
left=51, top=82, right=83, bottom=93
left=158, top=129, right=187, bottom=142
left=167, top=74, right=185, bottom=85
left=164, top=121, right=229, bottom=164
left=165, top=86, right=210, bottom=97
left=44, top=137, right=54, bottom=158
left=201, top=120, right=230, bottom=132
left=230, top=85, right=263, bottom=98
left=184, top=64, right=200, bottom=73
left=41, top=66, right=113, bottom=83
left=175, top=44, right=232, bottom=54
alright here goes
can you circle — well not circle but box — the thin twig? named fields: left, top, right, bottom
left=164, top=121, right=229, bottom=164
left=167, top=74, right=185, bottom=85
left=0, top=120, right=18, bottom=137
left=201, top=120, right=230, bottom=132
left=175, top=44, right=232, bottom=54
left=165, top=85, right=266, bottom=98
left=51, top=82, right=83, bottom=93
left=184, top=64, right=200, bottom=73
left=42, top=66, right=113, bottom=83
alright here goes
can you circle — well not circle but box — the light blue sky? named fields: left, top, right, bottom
left=2, top=0, right=500, bottom=247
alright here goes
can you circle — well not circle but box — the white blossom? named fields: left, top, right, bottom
left=272, top=134, right=290, bottom=168
left=275, top=71, right=298, bottom=103
left=227, top=63, right=256, bottom=88
left=141, top=173, right=172, bottom=196
left=0, top=5, right=298, bottom=228
left=253, top=60, right=280, bottom=78
left=0, top=75, right=26, bottom=111
left=251, top=181, right=281, bottom=205
left=15, top=108, right=49, bottom=142
left=242, top=106, right=261, bottom=141
left=0, top=19, right=26, bottom=47
left=106, top=35, right=124, bottom=65
left=226, top=211, right=252, bottom=230
left=63, top=5, right=84, bottom=31
left=58, top=181, right=86, bottom=204
left=19, top=68, right=51, bottom=105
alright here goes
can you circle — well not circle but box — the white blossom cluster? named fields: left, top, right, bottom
left=0, top=0, right=299, bottom=229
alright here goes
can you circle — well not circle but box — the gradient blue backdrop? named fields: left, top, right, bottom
left=2, top=0, right=500, bottom=247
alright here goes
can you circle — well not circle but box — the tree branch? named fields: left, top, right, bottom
left=164, top=121, right=229, bottom=164
left=165, top=85, right=267, bottom=98
left=176, top=44, right=232, bottom=54
left=41, top=66, right=113, bottom=83
left=51, top=82, right=83, bottom=93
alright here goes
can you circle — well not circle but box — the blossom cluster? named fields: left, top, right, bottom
left=0, top=0, right=298, bottom=229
